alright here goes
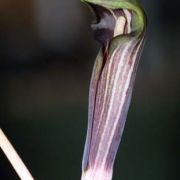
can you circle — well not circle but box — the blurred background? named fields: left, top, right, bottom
left=0, top=0, right=179, bottom=179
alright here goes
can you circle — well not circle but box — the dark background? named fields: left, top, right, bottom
left=0, top=0, right=179, bottom=179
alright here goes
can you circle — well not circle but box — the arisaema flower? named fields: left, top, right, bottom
left=81, top=0, right=147, bottom=179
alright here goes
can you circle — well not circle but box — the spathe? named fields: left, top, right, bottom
left=81, top=0, right=147, bottom=180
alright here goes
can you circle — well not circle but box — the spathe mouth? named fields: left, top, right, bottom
left=90, top=4, right=116, bottom=47
left=88, top=4, right=132, bottom=49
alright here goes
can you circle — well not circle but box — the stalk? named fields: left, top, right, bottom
left=0, top=129, right=34, bottom=180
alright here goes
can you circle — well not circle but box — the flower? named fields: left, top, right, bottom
left=81, top=1, right=146, bottom=179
